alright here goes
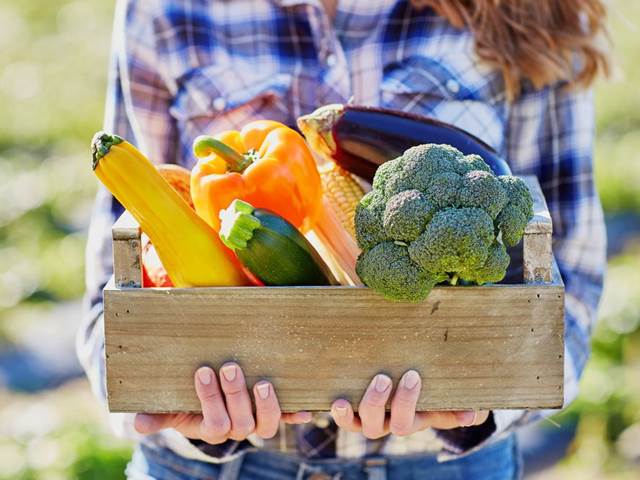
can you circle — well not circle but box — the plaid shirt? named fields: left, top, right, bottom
left=78, top=0, right=606, bottom=463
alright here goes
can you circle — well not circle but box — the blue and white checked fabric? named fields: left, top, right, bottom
left=78, top=0, right=606, bottom=464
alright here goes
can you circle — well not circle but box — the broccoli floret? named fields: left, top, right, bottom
left=408, top=208, right=494, bottom=274
left=495, top=176, right=534, bottom=247
left=372, top=157, right=403, bottom=192
left=455, top=153, right=492, bottom=174
left=355, top=242, right=443, bottom=302
left=383, top=144, right=462, bottom=197
left=383, top=190, right=435, bottom=242
left=496, top=207, right=528, bottom=247
left=458, top=170, right=508, bottom=218
left=354, top=144, right=534, bottom=301
left=462, top=241, right=510, bottom=285
left=498, top=176, right=534, bottom=218
left=354, top=191, right=387, bottom=251
left=423, top=172, right=462, bottom=209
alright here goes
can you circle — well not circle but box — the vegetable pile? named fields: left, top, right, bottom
left=354, top=143, right=534, bottom=302
left=92, top=106, right=535, bottom=301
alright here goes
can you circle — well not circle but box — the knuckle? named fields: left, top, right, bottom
left=222, top=385, right=246, bottom=398
left=203, top=416, right=231, bottom=436
left=389, top=421, right=411, bottom=436
left=200, top=388, right=223, bottom=403
left=232, top=418, right=256, bottom=437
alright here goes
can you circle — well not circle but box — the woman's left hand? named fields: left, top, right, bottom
left=329, top=370, right=489, bottom=438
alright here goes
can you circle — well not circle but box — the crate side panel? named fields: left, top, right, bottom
left=104, top=285, right=564, bottom=412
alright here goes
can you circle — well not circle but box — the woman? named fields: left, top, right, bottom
left=79, top=0, right=609, bottom=478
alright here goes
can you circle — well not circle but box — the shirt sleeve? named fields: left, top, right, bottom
left=435, top=83, right=606, bottom=454
left=76, top=0, right=250, bottom=462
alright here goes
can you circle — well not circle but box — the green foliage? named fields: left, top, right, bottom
left=0, top=1, right=133, bottom=477
left=0, top=381, right=132, bottom=480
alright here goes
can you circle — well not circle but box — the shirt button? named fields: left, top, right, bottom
left=446, top=79, right=460, bottom=94
left=326, top=53, right=337, bottom=67
left=212, top=97, right=226, bottom=111
left=314, top=416, right=330, bottom=428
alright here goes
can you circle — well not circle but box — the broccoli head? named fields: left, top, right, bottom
left=354, top=143, right=534, bottom=302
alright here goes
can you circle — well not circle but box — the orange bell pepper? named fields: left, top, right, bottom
left=191, top=120, right=323, bottom=232
left=190, top=120, right=361, bottom=285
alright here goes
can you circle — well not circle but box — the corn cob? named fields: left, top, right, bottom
left=318, top=162, right=364, bottom=239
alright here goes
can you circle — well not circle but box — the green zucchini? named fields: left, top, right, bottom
left=219, top=200, right=337, bottom=286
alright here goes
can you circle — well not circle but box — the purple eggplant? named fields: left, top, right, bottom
left=297, top=104, right=511, bottom=181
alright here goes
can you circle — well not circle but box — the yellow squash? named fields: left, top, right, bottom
left=91, top=132, right=250, bottom=287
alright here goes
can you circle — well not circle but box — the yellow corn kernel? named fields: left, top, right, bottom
left=319, top=163, right=364, bottom=239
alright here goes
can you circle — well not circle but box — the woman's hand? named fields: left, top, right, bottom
left=330, top=370, right=489, bottom=439
left=134, top=363, right=311, bottom=443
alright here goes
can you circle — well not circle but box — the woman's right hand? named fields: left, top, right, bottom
left=134, top=362, right=312, bottom=443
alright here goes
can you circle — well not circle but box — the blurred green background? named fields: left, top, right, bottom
left=0, top=0, right=639, bottom=478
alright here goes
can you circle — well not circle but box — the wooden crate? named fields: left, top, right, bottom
left=104, top=176, right=564, bottom=413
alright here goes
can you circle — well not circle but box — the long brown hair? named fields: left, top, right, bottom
left=412, top=0, right=611, bottom=100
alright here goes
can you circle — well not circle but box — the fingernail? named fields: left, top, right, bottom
left=197, top=367, right=212, bottom=385
left=402, top=370, right=420, bottom=390
left=256, top=383, right=270, bottom=399
left=373, top=375, right=391, bottom=393
left=221, top=364, right=237, bottom=382
left=335, top=406, right=348, bottom=417
left=457, top=411, right=477, bottom=427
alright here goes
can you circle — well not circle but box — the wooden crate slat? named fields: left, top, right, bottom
left=105, top=282, right=564, bottom=413
left=112, top=211, right=142, bottom=288
left=522, top=175, right=552, bottom=235
left=522, top=175, right=553, bottom=283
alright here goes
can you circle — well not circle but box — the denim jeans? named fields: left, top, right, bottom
left=125, top=433, right=522, bottom=480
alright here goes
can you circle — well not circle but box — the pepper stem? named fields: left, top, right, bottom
left=219, top=199, right=262, bottom=251
left=91, top=131, right=123, bottom=170
left=193, top=136, right=254, bottom=173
